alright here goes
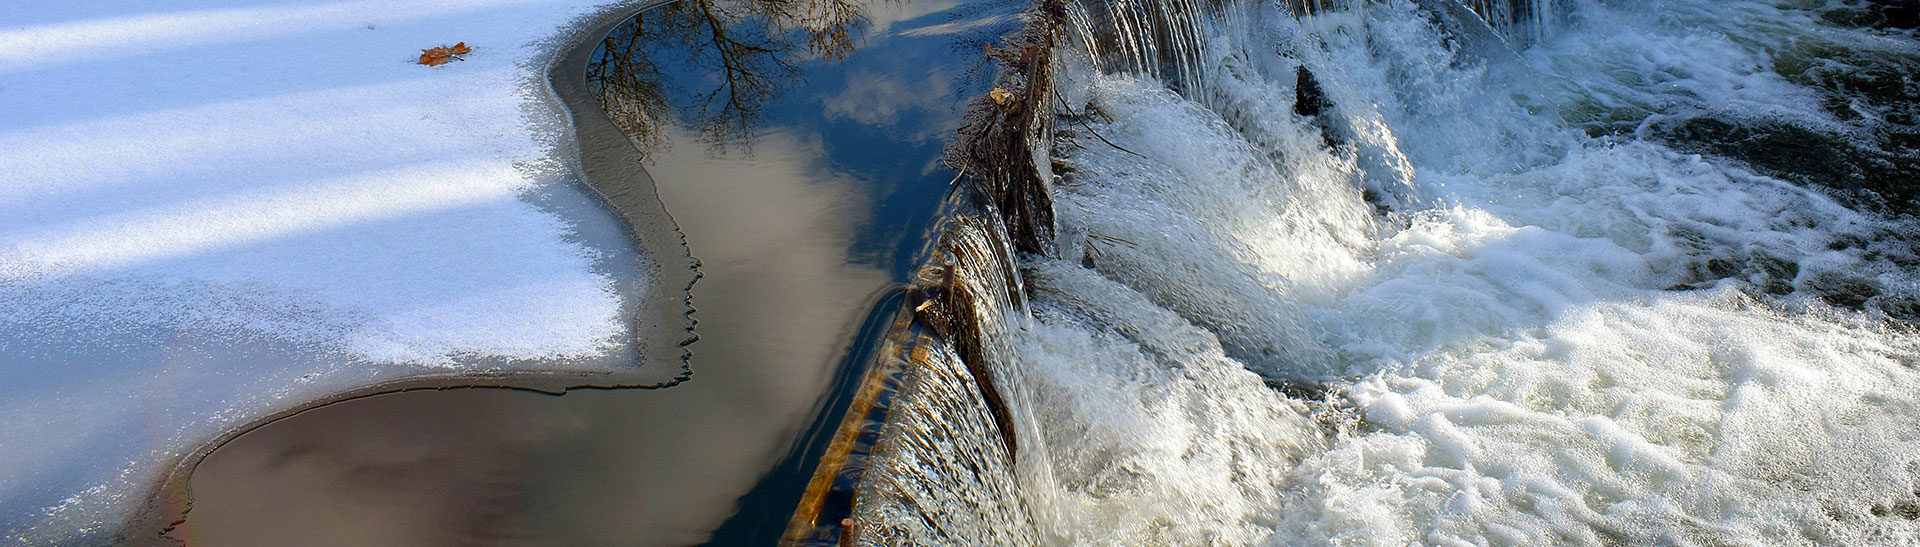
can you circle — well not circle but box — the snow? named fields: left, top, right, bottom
left=0, top=0, right=658, bottom=541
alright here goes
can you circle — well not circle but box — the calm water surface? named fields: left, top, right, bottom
left=173, top=0, right=1019, bottom=543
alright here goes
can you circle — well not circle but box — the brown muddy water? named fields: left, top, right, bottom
left=164, top=0, right=1022, bottom=544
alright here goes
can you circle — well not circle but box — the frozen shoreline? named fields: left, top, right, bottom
left=0, top=1, right=697, bottom=543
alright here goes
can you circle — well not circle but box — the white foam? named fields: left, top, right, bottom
left=1029, top=0, right=1920, bottom=543
left=1013, top=259, right=1325, bottom=545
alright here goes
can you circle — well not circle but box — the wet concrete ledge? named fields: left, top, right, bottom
left=121, top=2, right=701, bottom=544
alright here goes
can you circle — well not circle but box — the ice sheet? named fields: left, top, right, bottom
left=0, top=0, right=660, bottom=542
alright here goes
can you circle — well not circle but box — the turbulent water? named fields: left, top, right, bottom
left=853, top=0, right=1920, bottom=544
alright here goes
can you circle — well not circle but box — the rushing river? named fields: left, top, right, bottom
left=849, top=0, right=1920, bottom=544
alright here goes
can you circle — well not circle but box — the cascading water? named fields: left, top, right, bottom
left=847, top=212, right=1043, bottom=546
left=828, top=0, right=1920, bottom=543
left=1060, top=0, right=1225, bottom=97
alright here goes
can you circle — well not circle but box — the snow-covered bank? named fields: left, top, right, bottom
left=0, top=0, right=692, bottom=542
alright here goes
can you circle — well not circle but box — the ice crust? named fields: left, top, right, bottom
left=0, top=0, right=651, bottom=541
left=1026, top=0, right=1920, bottom=543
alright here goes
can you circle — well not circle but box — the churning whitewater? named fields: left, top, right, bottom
left=851, top=0, right=1920, bottom=544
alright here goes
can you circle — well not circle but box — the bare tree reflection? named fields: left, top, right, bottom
left=587, top=0, right=873, bottom=156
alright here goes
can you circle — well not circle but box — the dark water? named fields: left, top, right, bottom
left=171, top=0, right=1021, bottom=544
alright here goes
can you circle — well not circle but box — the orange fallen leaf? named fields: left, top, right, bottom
left=449, top=42, right=472, bottom=55
left=419, top=46, right=452, bottom=66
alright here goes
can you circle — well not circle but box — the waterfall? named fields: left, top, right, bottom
left=1059, top=0, right=1227, bottom=99
left=1286, top=0, right=1565, bottom=46
left=799, top=0, right=1920, bottom=542
left=843, top=211, right=1044, bottom=546
left=852, top=333, right=1037, bottom=546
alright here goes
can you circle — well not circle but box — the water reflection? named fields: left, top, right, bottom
left=587, top=0, right=867, bottom=154
left=176, top=0, right=1021, bottom=544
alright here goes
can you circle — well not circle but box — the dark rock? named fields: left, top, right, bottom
left=1295, top=65, right=1330, bottom=118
